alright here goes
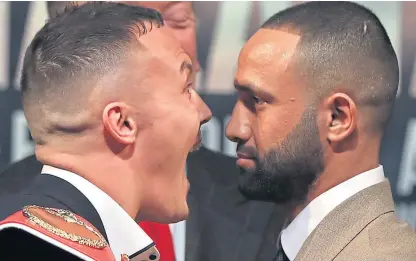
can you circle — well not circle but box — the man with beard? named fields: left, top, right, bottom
left=227, top=2, right=416, bottom=261
left=0, top=1, right=285, bottom=261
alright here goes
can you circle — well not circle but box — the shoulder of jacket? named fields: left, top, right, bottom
left=0, top=205, right=121, bottom=261
left=366, top=212, right=416, bottom=259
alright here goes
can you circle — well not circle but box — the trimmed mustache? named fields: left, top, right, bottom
left=236, top=143, right=258, bottom=159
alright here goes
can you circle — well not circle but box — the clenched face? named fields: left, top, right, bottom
left=226, top=29, right=324, bottom=204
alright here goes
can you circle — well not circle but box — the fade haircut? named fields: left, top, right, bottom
left=21, top=2, right=164, bottom=144
left=262, top=1, right=399, bottom=133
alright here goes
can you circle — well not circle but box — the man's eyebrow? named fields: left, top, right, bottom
left=180, top=61, right=193, bottom=76
left=234, top=80, right=256, bottom=93
left=234, top=80, right=275, bottom=101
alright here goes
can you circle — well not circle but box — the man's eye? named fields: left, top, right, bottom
left=252, top=95, right=265, bottom=105
left=185, top=84, right=193, bottom=99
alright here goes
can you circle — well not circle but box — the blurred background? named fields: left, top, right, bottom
left=0, top=1, right=415, bottom=228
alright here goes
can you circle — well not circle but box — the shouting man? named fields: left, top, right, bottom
left=0, top=2, right=210, bottom=260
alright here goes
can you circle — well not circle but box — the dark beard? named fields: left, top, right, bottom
left=238, top=106, right=324, bottom=205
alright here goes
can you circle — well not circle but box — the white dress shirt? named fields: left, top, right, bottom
left=41, top=165, right=154, bottom=261
left=170, top=221, right=186, bottom=261
left=168, top=166, right=188, bottom=261
left=280, top=165, right=386, bottom=261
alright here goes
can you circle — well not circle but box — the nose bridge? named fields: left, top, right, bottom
left=226, top=101, right=252, bottom=142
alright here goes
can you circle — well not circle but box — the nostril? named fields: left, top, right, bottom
left=201, top=117, right=210, bottom=125
left=227, top=135, right=241, bottom=143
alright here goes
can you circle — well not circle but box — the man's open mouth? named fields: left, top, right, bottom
left=190, top=130, right=202, bottom=152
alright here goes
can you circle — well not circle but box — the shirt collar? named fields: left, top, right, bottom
left=280, top=165, right=386, bottom=261
left=41, top=165, right=153, bottom=260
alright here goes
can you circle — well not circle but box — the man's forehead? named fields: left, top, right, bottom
left=123, top=1, right=170, bottom=11
left=75, top=1, right=188, bottom=11
left=138, top=27, right=190, bottom=67
left=139, top=26, right=181, bottom=51
left=239, top=29, right=301, bottom=72
left=235, top=29, right=301, bottom=92
left=123, top=1, right=192, bottom=14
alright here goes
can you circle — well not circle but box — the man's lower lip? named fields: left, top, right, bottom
left=236, top=158, right=255, bottom=168
left=189, top=134, right=202, bottom=151
left=191, top=140, right=202, bottom=152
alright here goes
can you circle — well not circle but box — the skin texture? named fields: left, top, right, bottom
left=227, top=28, right=380, bottom=217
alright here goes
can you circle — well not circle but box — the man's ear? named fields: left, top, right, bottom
left=102, top=102, right=137, bottom=145
left=324, top=93, right=357, bottom=143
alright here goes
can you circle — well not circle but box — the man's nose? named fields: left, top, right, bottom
left=196, top=94, right=212, bottom=125
left=226, top=102, right=252, bottom=143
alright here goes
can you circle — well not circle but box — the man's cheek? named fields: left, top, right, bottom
left=258, top=110, right=296, bottom=146
left=180, top=107, right=200, bottom=143
left=163, top=106, right=199, bottom=150
left=255, top=118, right=280, bottom=154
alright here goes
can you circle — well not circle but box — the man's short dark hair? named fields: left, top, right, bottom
left=21, top=2, right=164, bottom=144
left=262, top=1, right=399, bottom=133
left=46, top=1, right=73, bottom=19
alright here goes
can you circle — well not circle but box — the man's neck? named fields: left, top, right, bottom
left=290, top=151, right=380, bottom=220
left=37, top=147, right=142, bottom=219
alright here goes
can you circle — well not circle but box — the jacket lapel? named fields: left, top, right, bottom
left=295, top=180, right=395, bottom=261
left=26, top=174, right=108, bottom=241
left=253, top=203, right=289, bottom=261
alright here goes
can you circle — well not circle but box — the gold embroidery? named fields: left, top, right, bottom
left=22, top=205, right=108, bottom=249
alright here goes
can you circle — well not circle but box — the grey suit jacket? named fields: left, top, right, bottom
left=295, top=180, right=416, bottom=261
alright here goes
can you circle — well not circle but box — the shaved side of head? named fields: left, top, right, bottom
left=22, top=2, right=164, bottom=145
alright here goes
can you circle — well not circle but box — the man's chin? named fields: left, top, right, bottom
left=237, top=167, right=275, bottom=202
left=237, top=182, right=295, bottom=203
left=237, top=167, right=302, bottom=204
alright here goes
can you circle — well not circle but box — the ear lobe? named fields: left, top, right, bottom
left=326, top=93, right=357, bottom=143
left=103, top=103, right=137, bottom=145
